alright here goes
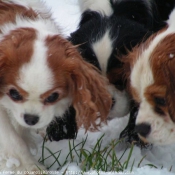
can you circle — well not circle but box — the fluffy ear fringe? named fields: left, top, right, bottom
left=164, top=58, right=175, bottom=122
left=67, top=57, right=112, bottom=131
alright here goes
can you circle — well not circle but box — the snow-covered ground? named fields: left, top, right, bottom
left=1, top=0, right=175, bottom=174
left=34, top=115, right=175, bottom=175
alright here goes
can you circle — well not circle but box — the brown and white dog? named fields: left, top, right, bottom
left=124, top=8, right=175, bottom=145
left=0, top=0, right=111, bottom=172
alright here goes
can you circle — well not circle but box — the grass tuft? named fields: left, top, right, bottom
left=38, top=134, right=169, bottom=173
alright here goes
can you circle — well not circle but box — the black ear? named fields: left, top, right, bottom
left=111, top=0, right=165, bottom=31
left=154, top=0, right=175, bottom=21
left=78, top=11, right=101, bottom=26
left=112, top=0, right=151, bottom=26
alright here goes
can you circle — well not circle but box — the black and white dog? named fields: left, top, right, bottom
left=47, top=0, right=167, bottom=144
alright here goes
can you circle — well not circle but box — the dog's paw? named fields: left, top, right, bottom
left=0, top=153, right=46, bottom=174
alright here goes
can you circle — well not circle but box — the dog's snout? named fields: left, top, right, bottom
left=135, top=123, right=151, bottom=138
left=24, top=114, right=39, bottom=126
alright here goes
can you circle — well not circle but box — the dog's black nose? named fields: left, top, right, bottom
left=135, top=123, right=151, bottom=138
left=24, top=114, right=39, bottom=125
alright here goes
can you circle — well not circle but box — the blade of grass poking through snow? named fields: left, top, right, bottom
left=169, top=166, right=173, bottom=172
left=81, top=149, right=91, bottom=171
left=80, top=135, right=102, bottom=171
left=109, top=140, right=122, bottom=171
left=72, top=138, right=84, bottom=160
left=92, top=153, right=104, bottom=170
left=41, top=135, right=47, bottom=164
left=115, top=144, right=128, bottom=171
left=138, top=155, right=146, bottom=168
left=93, top=134, right=105, bottom=152
left=79, top=135, right=88, bottom=162
left=103, top=140, right=119, bottom=171
left=124, top=143, right=134, bottom=169
left=45, top=147, right=61, bottom=168
left=90, top=134, right=105, bottom=170
left=62, top=139, right=86, bottom=166
left=145, top=164, right=157, bottom=168
left=101, top=146, right=112, bottom=171
left=39, top=149, right=62, bottom=163
left=68, top=140, right=74, bottom=162
left=98, top=153, right=108, bottom=171
left=47, top=149, right=62, bottom=169
left=62, top=168, right=68, bottom=175
left=130, top=159, right=135, bottom=172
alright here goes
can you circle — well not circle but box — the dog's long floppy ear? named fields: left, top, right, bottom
left=163, top=56, right=175, bottom=122
left=65, top=49, right=112, bottom=131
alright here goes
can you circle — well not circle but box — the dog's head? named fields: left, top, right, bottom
left=124, top=9, right=175, bottom=145
left=0, top=26, right=111, bottom=130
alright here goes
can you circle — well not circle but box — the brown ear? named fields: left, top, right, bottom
left=163, top=56, right=175, bottom=122
left=0, top=52, right=5, bottom=68
left=66, top=56, right=112, bottom=131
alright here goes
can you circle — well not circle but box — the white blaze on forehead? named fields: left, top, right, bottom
left=131, top=22, right=175, bottom=99
left=131, top=50, right=154, bottom=99
left=17, top=34, right=54, bottom=97
left=92, top=30, right=113, bottom=74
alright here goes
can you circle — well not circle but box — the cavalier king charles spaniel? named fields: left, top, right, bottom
left=0, top=0, right=112, bottom=172
left=123, top=7, right=175, bottom=145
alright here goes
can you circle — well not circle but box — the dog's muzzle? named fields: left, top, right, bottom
left=24, top=114, right=39, bottom=126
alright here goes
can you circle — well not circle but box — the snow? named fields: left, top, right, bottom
left=5, top=158, right=20, bottom=169
left=1, top=0, right=175, bottom=174
left=35, top=116, right=175, bottom=175
left=1, top=118, right=175, bottom=173
left=44, top=0, right=80, bottom=36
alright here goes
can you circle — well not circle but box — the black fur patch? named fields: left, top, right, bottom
left=46, top=106, right=77, bottom=141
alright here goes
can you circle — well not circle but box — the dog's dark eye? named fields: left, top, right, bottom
left=45, top=92, right=59, bottom=104
left=154, top=97, right=166, bottom=106
left=9, top=89, right=23, bottom=101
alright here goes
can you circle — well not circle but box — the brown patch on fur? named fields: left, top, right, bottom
left=45, top=35, right=112, bottom=131
left=0, top=1, right=38, bottom=27
left=0, top=28, right=36, bottom=96
left=144, top=85, right=166, bottom=106
left=144, top=85, right=167, bottom=115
